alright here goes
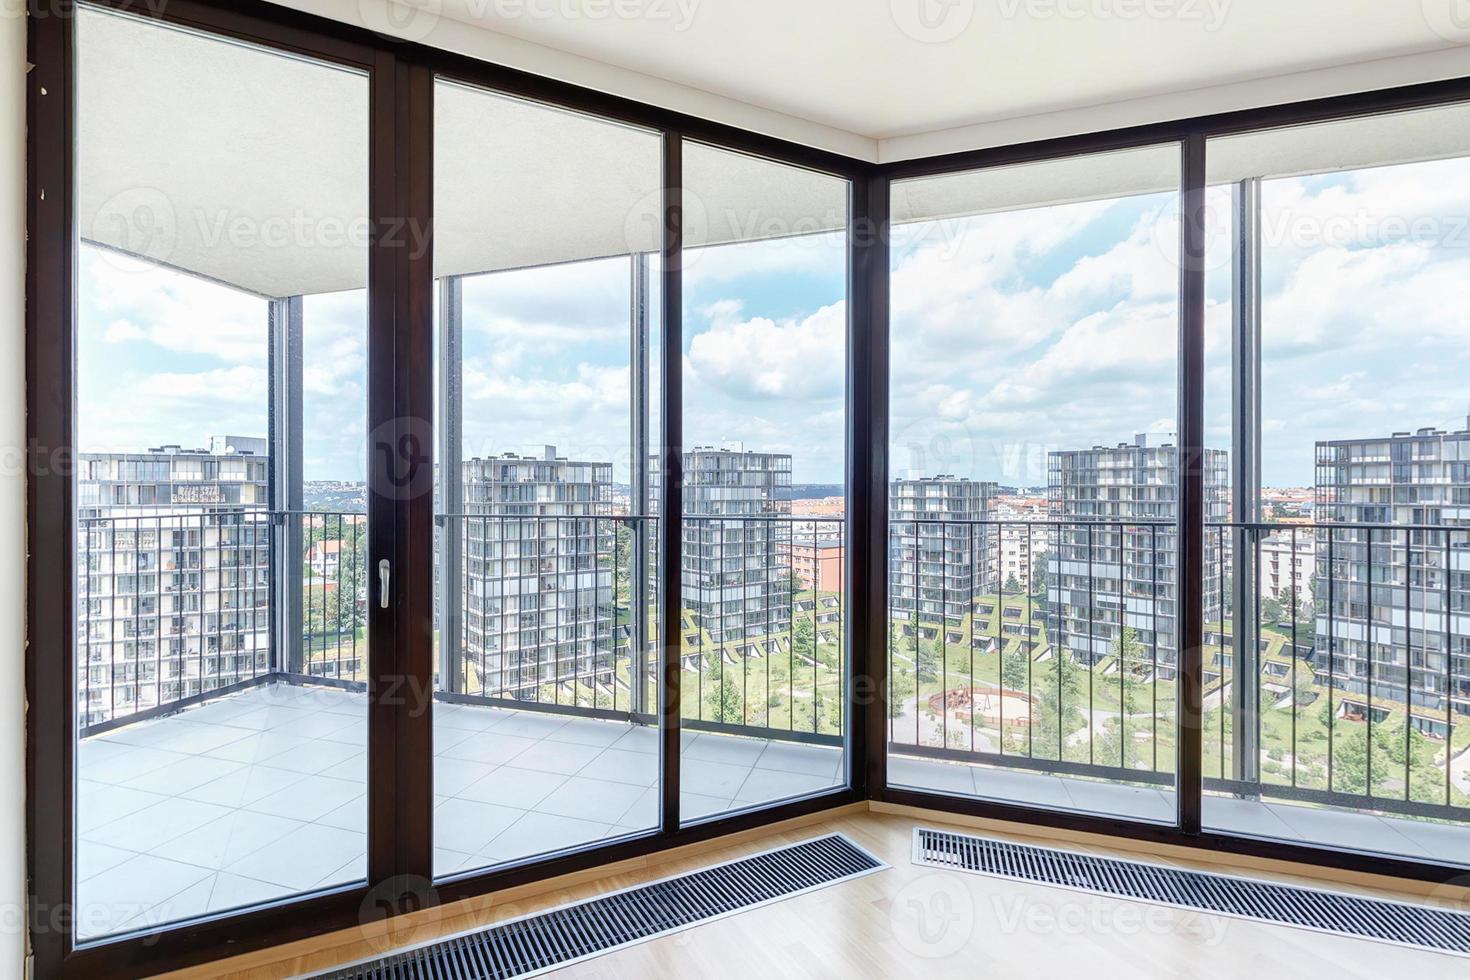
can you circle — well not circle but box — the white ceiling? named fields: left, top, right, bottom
left=326, top=0, right=1470, bottom=161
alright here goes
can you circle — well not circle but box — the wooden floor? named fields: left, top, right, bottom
left=163, top=803, right=1470, bottom=979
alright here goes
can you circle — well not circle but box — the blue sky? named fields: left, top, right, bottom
left=77, top=156, right=1470, bottom=489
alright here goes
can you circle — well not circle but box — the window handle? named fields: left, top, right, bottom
left=378, top=559, right=390, bottom=609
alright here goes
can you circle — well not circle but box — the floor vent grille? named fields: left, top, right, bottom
left=312, top=834, right=884, bottom=979
left=913, top=826, right=1470, bottom=956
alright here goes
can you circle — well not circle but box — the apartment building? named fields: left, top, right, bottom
left=889, top=476, right=997, bottom=625
left=654, top=446, right=793, bottom=646
left=1261, top=529, right=1316, bottom=607
left=461, top=446, right=615, bottom=699
left=992, top=494, right=1051, bottom=593
left=76, top=436, right=271, bottom=727
left=1314, top=420, right=1470, bottom=719
left=1047, top=433, right=1228, bottom=675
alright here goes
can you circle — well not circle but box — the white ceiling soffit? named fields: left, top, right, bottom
left=324, top=0, right=1470, bottom=164
left=1206, top=100, right=1470, bottom=184
left=435, top=83, right=848, bottom=281
left=891, top=144, right=1179, bottom=224
left=80, top=6, right=848, bottom=298
left=893, top=100, right=1470, bottom=223
left=78, top=6, right=371, bottom=298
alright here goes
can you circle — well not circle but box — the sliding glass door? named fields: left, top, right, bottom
left=73, top=4, right=370, bottom=937
left=678, top=142, right=852, bottom=823
left=431, top=79, right=665, bottom=874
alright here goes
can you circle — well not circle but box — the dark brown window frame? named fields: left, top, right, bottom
left=24, top=1, right=1470, bottom=977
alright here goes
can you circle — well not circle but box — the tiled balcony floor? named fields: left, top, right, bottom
left=76, top=681, right=844, bottom=940
left=888, top=754, right=1470, bottom=866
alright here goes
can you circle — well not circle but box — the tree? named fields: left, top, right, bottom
left=793, top=615, right=815, bottom=663
left=1000, top=642, right=1029, bottom=693
left=1003, top=572, right=1022, bottom=595
left=707, top=672, right=743, bottom=724
left=1030, top=550, right=1050, bottom=599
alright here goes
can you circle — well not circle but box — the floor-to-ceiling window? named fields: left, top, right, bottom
left=1203, top=103, right=1470, bottom=862
left=431, top=81, right=665, bottom=874
left=678, top=142, right=851, bottom=823
left=73, top=4, right=369, bottom=937
left=886, top=145, right=1186, bottom=821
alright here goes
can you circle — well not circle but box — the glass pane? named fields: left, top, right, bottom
left=678, top=142, right=850, bottom=825
left=432, top=79, right=663, bottom=876
left=74, top=5, right=369, bottom=938
left=887, top=144, right=1184, bottom=822
left=1204, top=103, right=1470, bottom=861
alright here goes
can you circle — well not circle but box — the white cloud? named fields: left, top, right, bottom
left=685, top=300, right=845, bottom=402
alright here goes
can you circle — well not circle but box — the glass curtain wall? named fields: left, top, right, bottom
left=678, top=142, right=851, bottom=824
left=73, top=4, right=370, bottom=938
left=431, top=80, right=665, bottom=875
left=886, top=145, right=1186, bottom=821
left=1203, top=103, right=1470, bottom=863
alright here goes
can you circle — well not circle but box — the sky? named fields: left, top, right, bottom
left=77, top=155, right=1470, bottom=490
left=890, top=154, right=1470, bottom=487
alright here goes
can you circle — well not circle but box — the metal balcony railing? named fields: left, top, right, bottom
left=886, top=517, right=1470, bottom=827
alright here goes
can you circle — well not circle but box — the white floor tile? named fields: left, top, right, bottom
left=245, top=775, right=362, bottom=822
left=457, top=766, right=567, bottom=809
left=434, top=797, right=523, bottom=854
left=224, top=822, right=365, bottom=891
left=536, top=777, right=645, bottom=824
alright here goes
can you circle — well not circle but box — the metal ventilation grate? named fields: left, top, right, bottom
left=913, top=826, right=1470, bottom=956
left=313, top=834, right=885, bottom=979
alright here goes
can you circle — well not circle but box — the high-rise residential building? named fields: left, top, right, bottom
left=77, top=437, right=271, bottom=726
left=655, top=446, right=793, bottom=646
left=889, top=477, right=997, bottom=625
left=1047, top=433, right=1228, bottom=676
left=461, top=446, right=615, bottom=700
left=1313, top=420, right=1470, bottom=723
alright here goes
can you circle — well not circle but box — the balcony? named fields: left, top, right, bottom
left=75, top=511, right=848, bottom=940
left=886, top=518, right=1470, bottom=867
left=76, top=680, right=841, bottom=938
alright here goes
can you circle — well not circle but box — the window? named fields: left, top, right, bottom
left=1203, top=101, right=1470, bottom=857
left=432, top=80, right=664, bottom=873
left=72, top=4, right=369, bottom=938
left=888, top=144, right=1185, bottom=821
left=678, top=142, right=851, bottom=823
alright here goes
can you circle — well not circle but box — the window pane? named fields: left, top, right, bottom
left=888, top=144, right=1184, bottom=822
left=1204, top=104, right=1470, bottom=860
left=74, top=5, right=368, bottom=937
left=432, top=80, right=663, bottom=875
left=678, top=142, right=850, bottom=824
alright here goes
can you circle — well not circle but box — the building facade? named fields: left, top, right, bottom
left=460, top=446, right=615, bottom=700
left=1047, top=433, right=1228, bottom=675
left=1313, top=420, right=1470, bottom=722
left=654, top=446, right=793, bottom=648
left=77, top=437, right=271, bottom=727
left=889, top=477, right=997, bottom=626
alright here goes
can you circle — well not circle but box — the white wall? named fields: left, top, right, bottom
left=0, top=6, right=25, bottom=975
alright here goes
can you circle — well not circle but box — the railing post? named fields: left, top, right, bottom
left=269, top=295, right=304, bottom=675
left=630, top=252, right=651, bottom=716
left=438, top=275, right=464, bottom=694
left=1230, top=177, right=1262, bottom=792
